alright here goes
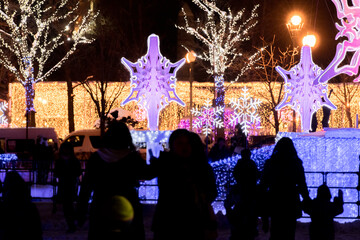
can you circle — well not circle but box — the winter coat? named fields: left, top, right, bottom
left=151, top=151, right=217, bottom=240
left=78, top=148, right=150, bottom=240
left=305, top=197, right=343, bottom=240
left=260, top=154, right=309, bottom=219
left=54, top=156, right=82, bottom=202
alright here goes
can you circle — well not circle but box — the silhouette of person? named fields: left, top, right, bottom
left=78, top=121, right=150, bottom=240
left=0, top=171, right=42, bottom=240
left=303, top=184, right=343, bottom=240
left=54, top=142, right=82, bottom=233
left=209, top=137, right=231, bottom=162
left=34, top=136, right=53, bottom=184
left=225, top=149, right=258, bottom=240
left=150, top=129, right=218, bottom=240
left=260, top=137, right=309, bottom=240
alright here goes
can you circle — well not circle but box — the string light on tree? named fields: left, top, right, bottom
left=191, top=98, right=224, bottom=136
left=0, top=0, right=98, bottom=125
left=177, top=0, right=262, bottom=133
left=315, top=0, right=360, bottom=84
left=0, top=101, right=8, bottom=127
left=229, top=87, right=261, bottom=136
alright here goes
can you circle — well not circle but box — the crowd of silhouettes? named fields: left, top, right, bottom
left=0, top=122, right=348, bottom=240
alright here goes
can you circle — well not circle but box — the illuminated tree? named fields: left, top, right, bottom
left=253, top=37, right=298, bottom=133
left=177, top=0, right=261, bottom=135
left=0, top=0, right=97, bottom=126
left=332, top=75, right=360, bottom=128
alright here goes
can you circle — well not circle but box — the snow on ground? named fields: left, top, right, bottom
left=37, top=201, right=359, bottom=240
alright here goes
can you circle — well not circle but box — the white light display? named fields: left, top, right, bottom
left=121, top=34, right=185, bottom=131
left=229, top=87, right=261, bottom=136
left=177, top=0, right=262, bottom=120
left=276, top=46, right=337, bottom=132
left=191, top=98, right=224, bottom=136
left=315, top=0, right=360, bottom=84
left=0, top=0, right=97, bottom=115
left=177, top=0, right=260, bottom=78
left=0, top=101, right=8, bottom=127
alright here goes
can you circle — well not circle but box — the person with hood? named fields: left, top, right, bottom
left=303, top=184, right=343, bottom=240
left=78, top=121, right=150, bottom=240
left=0, top=171, right=42, bottom=240
left=260, top=137, right=310, bottom=240
left=150, top=129, right=218, bottom=240
left=54, top=142, right=82, bottom=233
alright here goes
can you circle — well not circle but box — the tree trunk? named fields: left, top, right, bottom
left=273, top=109, right=280, bottom=134
left=24, top=81, right=36, bottom=127
left=214, top=74, right=225, bottom=139
left=346, top=107, right=352, bottom=127
left=66, top=69, right=75, bottom=133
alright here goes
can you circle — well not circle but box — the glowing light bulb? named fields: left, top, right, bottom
left=290, top=15, right=302, bottom=26
left=303, top=35, right=316, bottom=47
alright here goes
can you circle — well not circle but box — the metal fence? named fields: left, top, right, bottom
left=0, top=160, right=359, bottom=220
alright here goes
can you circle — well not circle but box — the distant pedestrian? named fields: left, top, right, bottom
left=225, top=149, right=258, bottom=240
left=78, top=121, right=150, bottom=240
left=54, top=142, right=82, bottom=233
left=0, top=171, right=42, bottom=240
left=34, top=136, right=53, bottom=184
left=151, top=129, right=218, bottom=240
left=260, top=137, right=310, bottom=240
left=209, top=137, right=231, bottom=162
left=303, top=184, right=343, bottom=240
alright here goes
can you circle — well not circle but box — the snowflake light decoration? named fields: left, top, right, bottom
left=315, top=0, right=360, bottom=84
left=191, top=99, right=224, bottom=136
left=121, top=34, right=185, bottom=130
left=229, top=87, right=261, bottom=136
left=0, top=101, right=8, bottom=127
left=276, top=46, right=337, bottom=132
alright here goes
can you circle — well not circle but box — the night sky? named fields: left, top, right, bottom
left=66, top=0, right=341, bottom=82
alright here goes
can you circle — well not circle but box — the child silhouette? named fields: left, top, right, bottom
left=304, top=184, right=343, bottom=240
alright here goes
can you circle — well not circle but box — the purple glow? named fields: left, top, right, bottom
left=23, top=57, right=35, bottom=113
left=276, top=46, right=336, bottom=132
left=180, top=108, right=260, bottom=139
left=121, top=34, right=185, bottom=130
left=191, top=99, right=224, bottom=136
left=315, top=0, right=360, bottom=84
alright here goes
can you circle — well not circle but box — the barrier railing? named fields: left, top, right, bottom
left=0, top=160, right=359, bottom=219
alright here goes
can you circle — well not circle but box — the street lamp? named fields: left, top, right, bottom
left=186, top=51, right=196, bottom=131
left=303, top=34, right=316, bottom=47
left=287, top=15, right=304, bottom=39
left=287, top=14, right=304, bottom=132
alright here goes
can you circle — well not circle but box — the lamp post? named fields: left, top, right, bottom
left=186, top=51, right=196, bottom=131
left=303, top=34, right=316, bottom=47
left=286, top=15, right=304, bottom=132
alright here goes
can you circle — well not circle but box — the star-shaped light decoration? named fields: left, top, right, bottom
left=315, top=0, right=360, bottom=84
left=229, top=87, right=261, bottom=136
left=276, top=46, right=337, bottom=132
left=121, top=34, right=186, bottom=130
left=191, top=99, right=224, bottom=136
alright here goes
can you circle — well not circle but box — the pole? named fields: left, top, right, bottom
left=356, top=114, right=359, bottom=128
left=189, top=64, right=193, bottom=131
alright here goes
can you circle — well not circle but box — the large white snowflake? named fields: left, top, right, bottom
left=0, top=101, right=8, bottom=127
left=229, top=87, right=261, bottom=136
left=191, top=99, right=224, bottom=136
